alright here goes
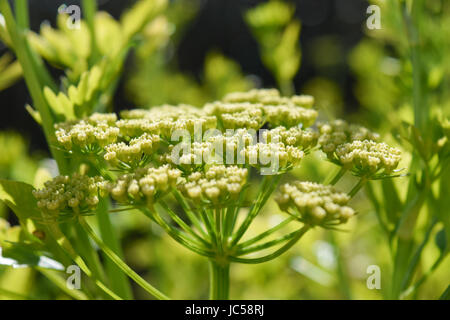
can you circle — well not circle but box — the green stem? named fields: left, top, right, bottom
left=73, top=221, right=107, bottom=284
left=141, top=207, right=215, bottom=258
left=202, top=207, right=219, bottom=248
left=96, top=199, right=133, bottom=299
left=400, top=217, right=438, bottom=293
left=14, top=0, right=29, bottom=29
left=215, top=208, right=224, bottom=255
left=231, top=175, right=280, bottom=247
left=0, top=0, right=68, bottom=172
left=159, top=200, right=211, bottom=247
left=172, top=189, right=209, bottom=239
left=38, top=268, right=89, bottom=300
left=79, top=217, right=170, bottom=300
left=235, top=229, right=301, bottom=255
left=0, top=287, right=35, bottom=300
left=402, top=251, right=448, bottom=299
left=279, top=79, right=294, bottom=97
left=209, top=260, right=230, bottom=300
left=328, top=167, right=347, bottom=186
left=236, top=216, right=295, bottom=250
left=401, top=1, right=428, bottom=133
left=230, top=226, right=310, bottom=264
left=43, top=217, right=121, bottom=300
left=348, top=178, right=367, bottom=198
left=81, top=0, right=100, bottom=64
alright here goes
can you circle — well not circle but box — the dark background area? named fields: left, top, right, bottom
left=0, top=0, right=368, bottom=154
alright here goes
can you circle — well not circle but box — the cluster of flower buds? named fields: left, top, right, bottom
left=263, top=126, right=318, bottom=151
left=55, top=113, right=119, bottom=152
left=207, top=89, right=318, bottom=130
left=275, top=181, right=355, bottom=226
left=33, top=174, right=108, bottom=214
left=108, top=164, right=181, bottom=205
left=120, top=105, right=217, bottom=138
left=159, top=127, right=308, bottom=173
left=317, top=119, right=380, bottom=157
left=223, top=89, right=315, bottom=109
left=104, top=133, right=160, bottom=168
left=205, top=102, right=264, bottom=130
left=178, top=165, right=248, bottom=205
left=121, top=104, right=207, bottom=121
left=264, top=105, right=317, bottom=128
left=241, top=143, right=304, bottom=172
left=335, top=140, right=402, bottom=175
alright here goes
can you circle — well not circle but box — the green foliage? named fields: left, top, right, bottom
left=349, top=0, right=450, bottom=299
left=0, top=52, right=21, bottom=91
left=0, top=0, right=448, bottom=301
left=126, top=0, right=253, bottom=107
left=245, top=0, right=301, bottom=95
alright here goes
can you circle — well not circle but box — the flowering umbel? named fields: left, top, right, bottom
left=33, top=174, right=108, bottom=215
left=275, top=181, right=355, bottom=227
left=29, top=88, right=398, bottom=299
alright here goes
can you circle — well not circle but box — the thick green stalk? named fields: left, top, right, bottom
left=209, top=260, right=230, bottom=300
left=79, top=217, right=170, bottom=300
left=73, top=222, right=107, bottom=284
left=328, top=167, right=347, bottom=186
left=96, top=199, right=133, bottom=300
left=348, top=178, right=367, bottom=198
left=42, top=216, right=121, bottom=300
left=400, top=217, right=438, bottom=293
left=38, top=269, right=89, bottom=300
left=14, top=0, right=29, bottom=29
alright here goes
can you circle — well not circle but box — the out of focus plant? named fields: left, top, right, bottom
left=0, top=0, right=445, bottom=301
left=0, top=0, right=168, bottom=300
left=245, top=0, right=301, bottom=95
left=0, top=45, right=402, bottom=299
left=126, top=0, right=253, bottom=107
left=350, top=0, right=450, bottom=299
left=0, top=52, right=21, bottom=91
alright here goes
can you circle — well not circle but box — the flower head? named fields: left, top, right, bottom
left=241, top=142, right=304, bottom=173
left=205, top=102, right=264, bottom=130
left=104, top=133, right=160, bottom=169
left=318, top=119, right=380, bottom=157
left=223, top=89, right=314, bottom=109
left=120, top=105, right=217, bottom=138
left=335, top=140, right=402, bottom=177
left=55, top=113, right=119, bottom=152
left=33, top=174, right=107, bottom=215
left=208, top=89, right=318, bottom=130
left=108, top=164, right=181, bottom=205
left=178, top=165, right=248, bottom=206
left=275, top=181, right=355, bottom=227
left=263, top=126, right=318, bottom=151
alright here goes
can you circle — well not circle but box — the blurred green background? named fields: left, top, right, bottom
left=0, top=0, right=448, bottom=299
